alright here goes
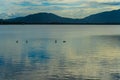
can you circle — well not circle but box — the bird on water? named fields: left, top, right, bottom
left=16, top=40, right=18, bottom=43
left=63, top=41, right=66, bottom=43
left=26, top=40, right=28, bottom=43
left=55, top=40, right=57, bottom=43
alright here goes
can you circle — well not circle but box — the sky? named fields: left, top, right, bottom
left=0, top=0, right=120, bottom=19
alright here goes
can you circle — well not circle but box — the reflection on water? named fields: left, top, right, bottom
left=0, top=25, right=120, bottom=80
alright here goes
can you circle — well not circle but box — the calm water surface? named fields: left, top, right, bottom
left=0, top=25, right=120, bottom=80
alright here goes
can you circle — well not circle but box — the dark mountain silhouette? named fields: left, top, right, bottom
left=82, top=9, right=120, bottom=24
left=0, top=19, right=3, bottom=23
left=4, top=13, right=82, bottom=24
left=1, top=9, right=120, bottom=24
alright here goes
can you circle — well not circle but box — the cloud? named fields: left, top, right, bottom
left=0, top=0, right=120, bottom=19
left=89, top=0, right=120, bottom=6
left=14, top=1, right=41, bottom=6
left=99, top=2, right=120, bottom=6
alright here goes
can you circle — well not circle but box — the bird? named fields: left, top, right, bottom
left=63, top=41, right=66, bottom=43
left=26, top=40, right=28, bottom=43
left=55, top=40, right=57, bottom=43
left=16, top=40, right=18, bottom=43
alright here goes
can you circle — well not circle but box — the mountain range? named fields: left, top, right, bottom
left=1, top=9, right=120, bottom=24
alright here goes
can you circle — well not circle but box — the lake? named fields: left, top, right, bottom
left=0, top=25, right=120, bottom=80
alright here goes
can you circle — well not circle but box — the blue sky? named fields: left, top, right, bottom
left=0, top=0, right=120, bottom=19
